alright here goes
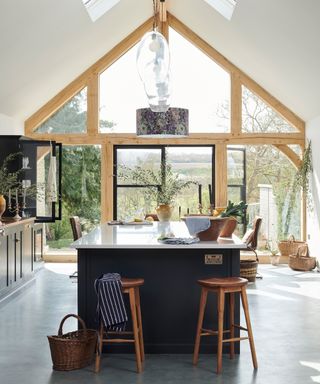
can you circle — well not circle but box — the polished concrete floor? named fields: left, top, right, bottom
left=1, top=263, right=320, bottom=384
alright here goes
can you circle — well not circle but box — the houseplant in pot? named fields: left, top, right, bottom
left=118, top=162, right=196, bottom=221
left=219, top=200, right=247, bottom=237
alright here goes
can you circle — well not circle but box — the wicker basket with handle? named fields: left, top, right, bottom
left=278, top=235, right=306, bottom=257
left=48, top=314, right=97, bottom=371
left=289, top=244, right=316, bottom=272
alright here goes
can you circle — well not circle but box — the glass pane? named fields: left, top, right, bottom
left=245, top=145, right=301, bottom=246
left=166, top=147, right=213, bottom=217
left=117, top=187, right=158, bottom=221
left=117, top=148, right=161, bottom=185
left=45, top=145, right=101, bottom=252
left=36, top=146, right=53, bottom=218
left=99, top=44, right=147, bottom=133
left=35, top=88, right=87, bottom=134
left=242, top=86, right=298, bottom=133
left=227, top=148, right=244, bottom=185
left=169, top=28, right=231, bottom=133
left=288, top=144, right=302, bottom=157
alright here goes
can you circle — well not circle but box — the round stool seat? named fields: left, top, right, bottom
left=121, top=277, right=144, bottom=288
left=197, top=277, right=248, bottom=288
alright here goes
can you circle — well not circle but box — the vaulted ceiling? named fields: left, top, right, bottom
left=0, top=0, right=319, bottom=123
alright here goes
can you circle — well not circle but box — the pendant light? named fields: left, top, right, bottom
left=136, top=0, right=171, bottom=112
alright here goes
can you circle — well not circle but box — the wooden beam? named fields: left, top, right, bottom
left=273, top=144, right=302, bottom=169
left=231, top=72, right=241, bottom=136
left=87, top=74, right=99, bottom=136
left=215, top=144, right=228, bottom=207
left=26, top=132, right=305, bottom=146
left=159, top=0, right=167, bottom=22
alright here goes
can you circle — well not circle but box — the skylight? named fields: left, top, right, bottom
left=203, top=0, right=237, bottom=20
left=82, top=0, right=120, bottom=22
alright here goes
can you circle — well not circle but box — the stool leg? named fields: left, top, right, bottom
left=217, top=288, right=225, bottom=374
left=129, top=287, right=142, bottom=373
left=240, top=286, right=258, bottom=369
left=135, top=287, right=145, bottom=362
left=229, top=292, right=235, bottom=359
left=193, top=288, right=208, bottom=365
left=95, top=322, right=104, bottom=373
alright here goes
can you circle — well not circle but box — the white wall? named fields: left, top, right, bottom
left=306, top=115, right=320, bottom=256
left=0, top=113, right=23, bottom=135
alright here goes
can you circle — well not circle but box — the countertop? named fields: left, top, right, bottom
left=0, top=217, right=35, bottom=229
left=71, top=221, right=247, bottom=249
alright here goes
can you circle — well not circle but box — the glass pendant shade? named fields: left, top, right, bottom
left=136, top=108, right=189, bottom=137
left=137, top=31, right=171, bottom=112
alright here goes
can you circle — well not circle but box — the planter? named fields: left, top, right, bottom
left=219, top=217, right=237, bottom=238
left=0, top=195, right=6, bottom=224
left=270, top=255, right=280, bottom=266
left=197, top=217, right=228, bottom=241
left=156, top=204, right=174, bottom=222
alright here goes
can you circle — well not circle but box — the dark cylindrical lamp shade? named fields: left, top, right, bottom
left=136, top=108, right=189, bottom=137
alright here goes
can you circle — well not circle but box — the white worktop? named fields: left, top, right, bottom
left=71, top=221, right=247, bottom=249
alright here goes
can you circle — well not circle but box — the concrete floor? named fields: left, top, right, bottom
left=1, top=263, right=320, bottom=384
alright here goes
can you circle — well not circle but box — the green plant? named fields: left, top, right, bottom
left=0, top=152, right=22, bottom=195
left=0, top=152, right=43, bottom=200
left=220, top=200, right=247, bottom=220
left=295, top=140, right=312, bottom=204
left=118, top=162, right=197, bottom=205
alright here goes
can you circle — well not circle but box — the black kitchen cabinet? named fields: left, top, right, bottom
left=0, top=219, right=36, bottom=301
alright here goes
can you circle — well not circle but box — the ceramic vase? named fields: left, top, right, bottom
left=0, top=195, right=6, bottom=224
left=156, top=204, right=173, bottom=222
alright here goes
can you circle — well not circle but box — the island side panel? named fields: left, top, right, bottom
left=77, top=247, right=241, bottom=354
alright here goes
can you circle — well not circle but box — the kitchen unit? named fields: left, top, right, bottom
left=0, top=218, right=43, bottom=301
left=72, top=221, right=247, bottom=354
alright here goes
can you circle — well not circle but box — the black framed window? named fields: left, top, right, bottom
left=227, top=146, right=247, bottom=233
left=114, top=145, right=215, bottom=220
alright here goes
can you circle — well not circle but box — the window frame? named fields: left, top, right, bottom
left=113, top=144, right=216, bottom=220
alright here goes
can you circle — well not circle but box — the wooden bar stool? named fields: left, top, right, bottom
left=193, top=277, right=258, bottom=374
left=95, top=277, right=145, bottom=373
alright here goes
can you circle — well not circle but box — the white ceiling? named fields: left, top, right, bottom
left=0, top=0, right=319, bottom=123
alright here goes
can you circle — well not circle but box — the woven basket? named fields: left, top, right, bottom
left=240, top=260, right=258, bottom=283
left=289, top=255, right=316, bottom=271
left=48, top=314, right=97, bottom=371
left=278, top=235, right=306, bottom=257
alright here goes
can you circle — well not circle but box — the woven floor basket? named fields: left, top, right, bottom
left=240, top=260, right=258, bottom=282
left=48, top=314, right=97, bottom=371
left=289, top=255, right=316, bottom=271
left=278, top=236, right=306, bottom=257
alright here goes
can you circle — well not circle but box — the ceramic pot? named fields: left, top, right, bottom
left=156, top=204, right=173, bottom=222
left=219, top=217, right=237, bottom=238
left=270, top=255, right=280, bottom=266
left=0, top=195, right=6, bottom=224
left=197, top=217, right=229, bottom=241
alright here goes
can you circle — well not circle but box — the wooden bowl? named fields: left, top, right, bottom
left=219, top=217, right=238, bottom=238
left=196, top=217, right=229, bottom=241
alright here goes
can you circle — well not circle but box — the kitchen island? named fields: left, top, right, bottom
left=72, top=221, right=247, bottom=353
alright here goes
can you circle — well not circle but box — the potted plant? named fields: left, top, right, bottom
left=219, top=200, right=247, bottom=237
left=267, top=240, right=280, bottom=266
left=118, top=162, right=196, bottom=221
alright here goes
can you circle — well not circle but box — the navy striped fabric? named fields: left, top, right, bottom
left=94, top=273, right=128, bottom=331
